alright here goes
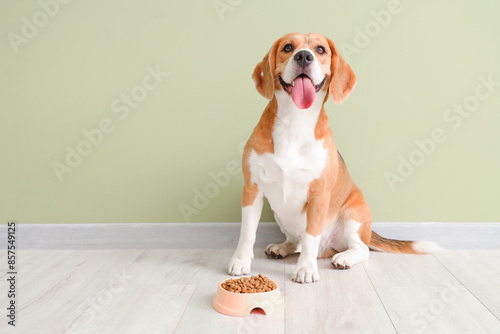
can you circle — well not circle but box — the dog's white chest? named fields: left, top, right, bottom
left=248, top=107, right=328, bottom=225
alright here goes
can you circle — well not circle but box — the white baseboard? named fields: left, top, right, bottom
left=1, top=222, right=499, bottom=250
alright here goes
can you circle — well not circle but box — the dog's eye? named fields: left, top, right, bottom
left=316, top=45, right=325, bottom=54
left=283, top=43, right=293, bottom=53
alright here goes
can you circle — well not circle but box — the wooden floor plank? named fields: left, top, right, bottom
left=374, top=286, right=500, bottom=334
left=2, top=246, right=500, bottom=333
left=435, top=250, right=500, bottom=320
left=123, top=249, right=216, bottom=284
left=363, top=252, right=461, bottom=287
left=283, top=254, right=396, bottom=334
left=3, top=250, right=142, bottom=333
left=68, top=283, right=197, bottom=334
left=365, top=251, right=500, bottom=333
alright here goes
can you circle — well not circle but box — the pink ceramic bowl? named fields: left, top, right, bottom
left=212, top=277, right=285, bottom=317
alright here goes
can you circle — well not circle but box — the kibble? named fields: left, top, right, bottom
left=222, top=274, right=277, bottom=293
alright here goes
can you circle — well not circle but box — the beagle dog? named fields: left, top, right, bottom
left=228, top=32, right=439, bottom=283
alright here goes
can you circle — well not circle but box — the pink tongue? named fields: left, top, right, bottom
left=291, top=76, right=316, bottom=109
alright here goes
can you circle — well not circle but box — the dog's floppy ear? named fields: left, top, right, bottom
left=327, top=38, right=356, bottom=104
left=252, top=38, right=282, bottom=100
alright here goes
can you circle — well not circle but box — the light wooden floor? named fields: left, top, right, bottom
left=1, top=223, right=500, bottom=334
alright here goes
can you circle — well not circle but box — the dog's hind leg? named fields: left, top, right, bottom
left=331, top=218, right=370, bottom=270
left=265, top=214, right=301, bottom=259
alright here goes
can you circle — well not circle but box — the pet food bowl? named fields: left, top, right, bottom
left=212, top=277, right=285, bottom=317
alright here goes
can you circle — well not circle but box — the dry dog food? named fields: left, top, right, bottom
left=222, top=274, right=277, bottom=293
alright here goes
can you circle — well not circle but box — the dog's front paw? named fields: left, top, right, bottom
left=228, top=257, right=252, bottom=276
left=293, top=265, right=320, bottom=284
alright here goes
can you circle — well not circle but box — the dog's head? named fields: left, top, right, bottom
left=252, top=32, right=356, bottom=109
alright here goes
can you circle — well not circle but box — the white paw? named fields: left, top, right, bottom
left=265, top=242, right=295, bottom=259
left=228, top=257, right=252, bottom=276
left=293, top=266, right=320, bottom=283
left=331, top=250, right=358, bottom=270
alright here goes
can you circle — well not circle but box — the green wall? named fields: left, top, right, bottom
left=1, top=0, right=499, bottom=223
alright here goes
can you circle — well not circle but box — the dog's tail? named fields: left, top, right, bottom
left=369, top=231, right=442, bottom=254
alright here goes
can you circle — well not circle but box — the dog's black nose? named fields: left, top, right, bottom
left=294, top=50, right=313, bottom=67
